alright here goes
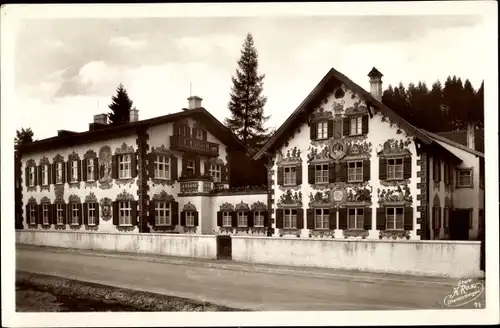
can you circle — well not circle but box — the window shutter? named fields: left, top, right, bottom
left=62, top=203, right=67, bottom=225
left=363, top=207, right=372, bottom=230
left=343, top=117, right=350, bottom=136
left=149, top=200, right=156, bottom=226
left=362, top=115, right=369, bottom=134
left=338, top=208, right=347, bottom=230
left=131, top=153, right=138, bottom=178
left=247, top=211, right=254, bottom=227
left=307, top=209, right=314, bottom=229
left=222, top=163, right=229, bottom=182
left=171, top=202, right=179, bottom=226
left=50, top=204, right=56, bottom=225
left=47, top=165, right=52, bottom=185
left=148, top=153, right=155, bottom=179
left=403, top=157, right=412, bottom=179
left=263, top=211, right=269, bottom=227
left=24, top=166, right=29, bottom=187
left=24, top=205, right=29, bottom=223
left=92, top=158, right=99, bottom=180
left=376, top=208, right=386, bottom=230
left=328, top=163, right=336, bottom=183
left=37, top=204, right=42, bottom=225
left=217, top=211, right=222, bottom=226
left=329, top=209, right=337, bottom=230
left=76, top=160, right=81, bottom=181
left=363, top=159, right=371, bottom=181
left=50, top=163, right=56, bottom=184
left=111, top=155, right=118, bottom=179
left=82, top=159, right=87, bottom=181
left=277, top=166, right=284, bottom=186
left=83, top=203, right=88, bottom=225
left=180, top=211, right=186, bottom=226
left=112, top=201, right=119, bottom=226
left=296, top=164, right=302, bottom=185
left=275, top=209, right=284, bottom=229
left=61, top=162, right=66, bottom=183
left=404, top=207, right=413, bottom=230
left=37, top=166, right=42, bottom=186
left=310, top=122, right=317, bottom=140
left=95, top=203, right=100, bottom=225
left=338, top=162, right=347, bottom=182
left=379, top=158, right=387, bottom=180
left=308, top=164, right=316, bottom=184
left=171, top=156, right=178, bottom=181
left=78, top=203, right=83, bottom=225
left=327, top=120, right=334, bottom=138
left=130, top=201, right=138, bottom=225
left=231, top=211, right=238, bottom=227
left=296, top=209, right=304, bottom=229
left=194, top=212, right=199, bottom=227
left=66, top=161, right=71, bottom=182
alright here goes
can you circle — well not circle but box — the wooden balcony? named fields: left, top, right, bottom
left=170, top=135, right=219, bottom=157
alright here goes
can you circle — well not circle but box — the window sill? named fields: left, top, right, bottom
left=70, top=223, right=80, bottom=226
left=119, top=224, right=133, bottom=227
left=347, top=133, right=365, bottom=137
left=87, top=223, right=96, bottom=226
left=156, top=224, right=173, bottom=227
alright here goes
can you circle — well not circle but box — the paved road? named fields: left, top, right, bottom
left=16, top=245, right=478, bottom=311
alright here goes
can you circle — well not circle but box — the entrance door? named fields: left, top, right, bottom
left=450, top=209, right=471, bottom=240
left=216, top=235, right=232, bottom=260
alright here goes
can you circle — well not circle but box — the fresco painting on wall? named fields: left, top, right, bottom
left=98, top=146, right=113, bottom=189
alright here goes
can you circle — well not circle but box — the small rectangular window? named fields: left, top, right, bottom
left=317, top=121, right=328, bottom=140
left=314, top=208, right=330, bottom=229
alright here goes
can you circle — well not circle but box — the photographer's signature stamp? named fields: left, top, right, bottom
left=444, top=278, right=484, bottom=308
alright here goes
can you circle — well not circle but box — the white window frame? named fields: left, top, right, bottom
left=29, top=204, right=36, bottom=224
left=56, top=203, right=64, bottom=225
left=186, top=211, right=195, bottom=227
left=315, top=164, right=329, bottom=184
left=155, top=201, right=171, bottom=226
left=71, top=203, right=79, bottom=225
left=284, top=209, right=297, bottom=229
left=209, top=163, right=221, bottom=182
left=314, top=208, right=330, bottom=230
left=350, top=116, right=363, bottom=135
left=254, top=211, right=265, bottom=227
left=386, top=207, right=404, bottom=230
left=237, top=211, right=248, bottom=227
left=457, top=169, right=473, bottom=187
left=41, top=165, right=49, bottom=186
left=283, top=166, right=297, bottom=186
left=155, top=155, right=170, bottom=180
left=119, top=201, right=132, bottom=226
left=87, top=158, right=95, bottom=181
left=56, top=162, right=63, bottom=184
left=387, top=158, right=404, bottom=180
left=88, top=202, right=96, bottom=226
left=70, top=160, right=78, bottom=182
left=42, top=204, right=50, bottom=225
left=317, top=121, right=328, bottom=140
left=186, top=159, right=195, bottom=177
left=28, top=166, right=35, bottom=187
left=222, top=211, right=232, bottom=227
left=348, top=161, right=363, bottom=182
left=348, top=207, right=364, bottom=230
left=119, top=154, right=132, bottom=179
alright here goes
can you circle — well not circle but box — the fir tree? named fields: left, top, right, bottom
left=224, top=33, right=270, bottom=156
left=14, top=128, right=34, bottom=150
left=108, top=83, right=134, bottom=126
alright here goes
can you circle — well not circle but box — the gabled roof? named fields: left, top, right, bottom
left=18, top=107, right=246, bottom=154
left=436, top=129, right=484, bottom=153
left=421, top=129, right=484, bottom=158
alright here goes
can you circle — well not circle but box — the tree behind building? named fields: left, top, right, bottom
left=108, top=83, right=134, bottom=126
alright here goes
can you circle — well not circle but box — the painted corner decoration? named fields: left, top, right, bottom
left=346, top=185, right=373, bottom=204
left=98, top=145, right=113, bottom=189
left=377, top=139, right=412, bottom=157
left=277, top=190, right=303, bottom=207
left=377, top=185, right=413, bottom=205
left=276, top=146, right=302, bottom=166
left=54, top=185, right=64, bottom=202
left=308, top=190, right=331, bottom=207
left=99, top=197, right=113, bottom=221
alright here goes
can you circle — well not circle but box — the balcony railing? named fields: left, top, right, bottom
left=170, top=135, right=219, bottom=157
left=180, top=179, right=214, bottom=194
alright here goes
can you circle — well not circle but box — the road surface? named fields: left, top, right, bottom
left=16, top=245, right=478, bottom=311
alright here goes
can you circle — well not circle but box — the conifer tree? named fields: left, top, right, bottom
left=14, top=128, right=34, bottom=150
left=108, top=83, right=134, bottom=126
left=224, top=33, right=270, bottom=156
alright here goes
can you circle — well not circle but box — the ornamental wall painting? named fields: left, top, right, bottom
left=98, top=145, right=113, bottom=189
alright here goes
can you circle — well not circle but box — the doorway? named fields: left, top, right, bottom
left=216, top=235, right=232, bottom=260
left=450, top=209, right=471, bottom=240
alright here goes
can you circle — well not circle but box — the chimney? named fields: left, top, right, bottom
left=368, top=67, right=383, bottom=102
left=466, top=122, right=475, bottom=149
left=130, top=107, right=139, bottom=122
left=187, top=96, right=203, bottom=110
left=93, top=114, right=108, bottom=125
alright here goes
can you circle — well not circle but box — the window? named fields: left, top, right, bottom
left=348, top=161, right=363, bottom=182
left=196, top=129, right=204, bottom=140
left=387, top=158, right=403, bottom=180
left=348, top=208, right=364, bottom=229
left=284, top=209, right=297, bottom=229
left=444, top=207, right=449, bottom=229
left=317, top=121, right=328, bottom=139
left=56, top=162, right=63, bottom=184
left=88, top=203, right=96, bottom=225
left=119, top=201, right=132, bottom=225
left=155, top=201, right=171, bottom=226
left=29, top=204, right=36, bottom=224
left=119, top=155, right=132, bottom=179
left=28, top=166, right=35, bottom=187
left=186, top=159, right=195, bottom=177
left=386, top=207, right=404, bottom=230
left=209, top=164, right=221, bottom=182
left=87, top=159, right=95, bottom=181
left=350, top=116, right=363, bottom=135
left=457, top=169, right=472, bottom=187
left=284, top=166, right=297, bottom=186
left=56, top=203, right=64, bottom=225
left=186, top=211, right=195, bottom=227
left=238, top=212, right=248, bottom=227
left=222, top=211, right=232, bottom=227
left=41, top=165, right=49, bottom=186
left=155, top=155, right=170, bottom=180
left=315, top=208, right=330, bottom=229
left=70, top=160, right=78, bottom=182
left=71, top=203, right=79, bottom=225
left=315, top=164, right=329, bottom=184
left=42, top=204, right=49, bottom=225
left=254, top=211, right=265, bottom=227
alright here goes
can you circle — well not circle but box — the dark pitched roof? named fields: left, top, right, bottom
left=436, top=129, right=484, bottom=153
left=18, top=107, right=246, bottom=154
left=254, top=67, right=439, bottom=160
left=422, top=129, right=484, bottom=158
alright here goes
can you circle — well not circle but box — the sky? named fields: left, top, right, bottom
left=12, top=13, right=488, bottom=140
